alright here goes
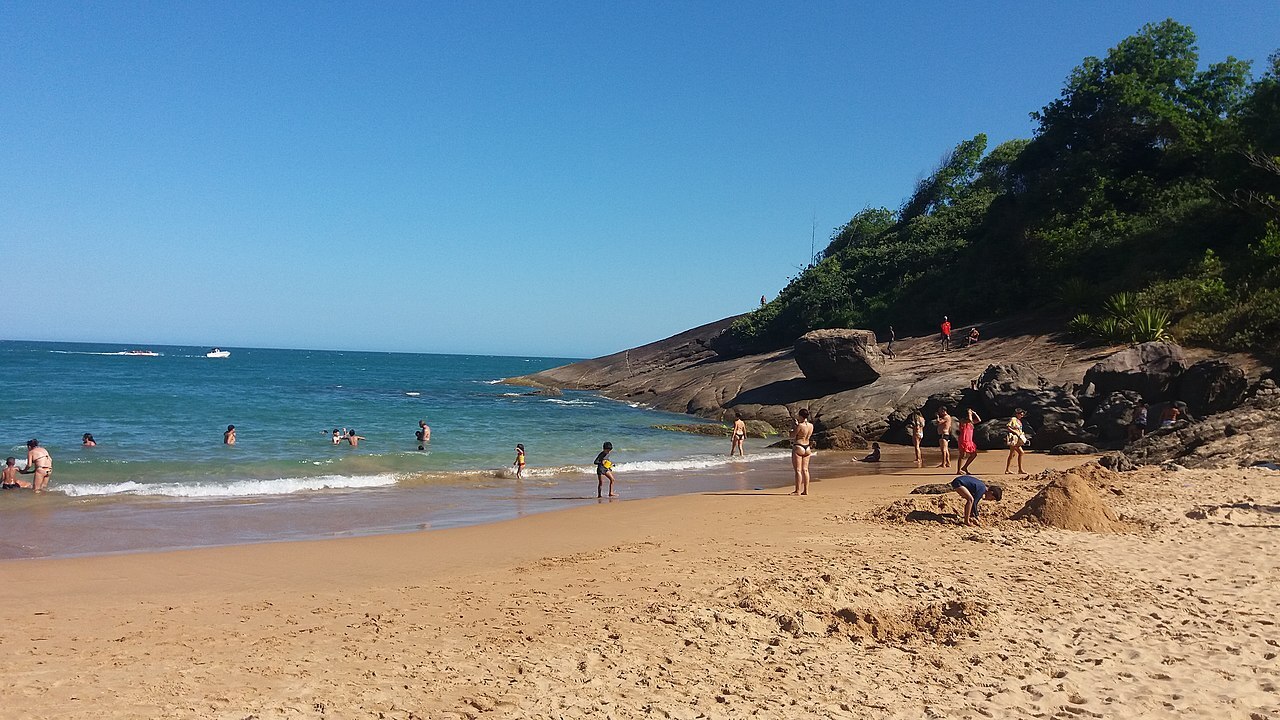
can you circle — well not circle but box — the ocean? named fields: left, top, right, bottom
left=0, top=340, right=807, bottom=559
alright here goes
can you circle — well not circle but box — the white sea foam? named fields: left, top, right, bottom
left=612, top=451, right=790, bottom=474
left=405, top=391, right=421, bottom=397
left=482, top=379, right=504, bottom=384
left=501, top=392, right=522, bottom=397
left=56, top=473, right=399, bottom=499
left=544, top=398, right=597, bottom=406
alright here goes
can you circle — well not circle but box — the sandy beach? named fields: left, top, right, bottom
left=1, top=449, right=1276, bottom=719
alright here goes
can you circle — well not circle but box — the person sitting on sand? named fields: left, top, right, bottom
left=224, top=425, right=236, bottom=445
left=790, top=408, right=814, bottom=495
left=346, top=430, right=366, bottom=447
left=594, top=442, right=617, bottom=498
left=20, top=439, right=52, bottom=492
left=2, top=457, right=31, bottom=489
left=513, top=443, right=526, bottom=479
left=730, top=415, right=746, bottom=457
left=1005, top=409, right=1028, bottom=474
left=935, top=407, right=953, bottom=469
left=955, top=407, right=981, bottom=475
left=857, top=442, right=881, bottom=463
left=951, top=474, right=1003, bottom=526
left=82, top=433, right=96, bottom=447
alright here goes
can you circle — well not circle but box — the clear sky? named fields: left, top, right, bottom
left=2, top=1, right=1277, bottom=358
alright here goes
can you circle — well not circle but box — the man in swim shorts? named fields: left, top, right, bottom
left=2, top=457, right=31, bottom=489
left=951, top=475, right=1002, bottom=526
left=935, top=407, right=953, bottom=469
left=20, top=439, right=52, bottom=492
left=730, top=415, right=746, bottom=456
left=940, top=316, right=952, bottom=351
left=594, top=442, right=617, bottom=498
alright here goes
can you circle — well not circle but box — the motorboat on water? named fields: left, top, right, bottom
left=206, top=348, right=231, bottom=358
left=124, top=349, right=160, bottom=356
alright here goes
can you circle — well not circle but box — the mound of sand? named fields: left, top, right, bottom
left=1013, top=472, right=1124, bottom=532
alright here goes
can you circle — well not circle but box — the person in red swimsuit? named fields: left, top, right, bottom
left=955, top=407, right=981, bottom=475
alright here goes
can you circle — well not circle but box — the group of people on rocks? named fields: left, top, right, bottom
left=882, top=316, right=981, bottom=359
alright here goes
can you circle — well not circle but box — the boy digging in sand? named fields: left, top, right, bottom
left=951, top=475, right=1002, bottom=526
left=594, top=442, right=617, bottom=498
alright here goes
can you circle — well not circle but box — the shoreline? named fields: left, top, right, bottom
left=2, top=450, right=1275, bottom=718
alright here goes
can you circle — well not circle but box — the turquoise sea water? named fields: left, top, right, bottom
left=0, top=340, right=801, bottom=558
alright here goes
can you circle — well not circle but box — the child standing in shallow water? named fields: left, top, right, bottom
left=513, top=444, right=526, bottom=479
left=2, top=457, right=31, bottom=489
left=594, top=442, right=617, bottom=498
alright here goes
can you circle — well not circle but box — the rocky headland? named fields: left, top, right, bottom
left=512, top=316, right=1271, bottom=466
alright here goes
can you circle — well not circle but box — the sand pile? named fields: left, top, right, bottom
left=1013, top=472, right=1125, bottom=531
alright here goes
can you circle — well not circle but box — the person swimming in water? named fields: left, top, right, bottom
left=224, top=425, right=236, bottom=445
left=82, top=433, right=96, bottom=447
left=790, top=408, right=814, bottom=495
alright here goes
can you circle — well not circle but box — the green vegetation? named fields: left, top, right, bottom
left=714, top=20, right=1280, bottom=356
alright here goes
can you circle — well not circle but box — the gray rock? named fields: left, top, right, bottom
left=1125, top=391, right=1280, bottom=468
left=1082, top=342, right=1188, bottom=402
left=1050, top=443, right=1100, bottom=455
left=910, top=483, right=956, bottom=495
left=977, top=363, right=1049, bottom=407
left=793, top=329, right=886, bottom=385
left=1178, top=359, right=1247, bottom=418
left=812, top=426, right=868, bottom=450
left=984, top=386, right=1090, bottom=447
left=1087, top=391, right=1144, bottom=447
left=1097, top=452, right=1137, bottom=472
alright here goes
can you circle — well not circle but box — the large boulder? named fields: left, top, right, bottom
left=1049, top=443, right=1100, bottom=455
left=793, top=329, right=886, bottom=385
left=1125, top=391, right=1280, bottom=467
left=1082, top=342, right=1188, bottom=402
left=984, top=387, right=1090, bottom=448
left=1086, top=391, right=1144, bottom=447
left=977, top=363, right=1049, bottom=408
left=812, top=426, right=868, bottom=450
left=973, top=418, right=1026, bottom=450
left=1177, top=359, right=1247, bottom=418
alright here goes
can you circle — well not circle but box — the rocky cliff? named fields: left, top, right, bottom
left=512, top=315, right=1267, bottom=452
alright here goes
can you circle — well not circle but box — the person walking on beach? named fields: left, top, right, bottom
left=885, top=325, right=897, bottom=359
left=82, top=433, right=96, bottom=447
left=730, top=415, right=747, bottom=456
left=594, top=442, right=617, bottom=498
left=20, top=439, right=52, bottom=492
left=346, top=430, right=366, bottom=447
left=513, top=444, right=526, bottom=479
left=955, top=407, right=981, bottom=475
left=951, top=474, right=1002, bottom=527
left=790, top=408, right=814, bottom=495
left=2, top=457, right=31, bottom=489
left=1005, top=409, right=1028, bottom=474
left=908, top=410, right=926, bottom=468
left=940, top=316, right=952, bottom=351
left=935, top=407, right=953, bottom=469
left=224, top=425, right=236, bottom=445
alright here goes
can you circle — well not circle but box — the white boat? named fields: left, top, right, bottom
left=206, top=348, right=231, bottom=358
left=124, top=349, right=160, bottom=357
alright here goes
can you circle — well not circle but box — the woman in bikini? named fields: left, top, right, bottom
left=21, top=439, right=52, bottom=492
left=730, top=415, right=747, bottom=457
left=791, top=408, right=814, bottom=495
left=1005, top=409, right=1028, bottom=474
left=908, top=411, right=926, bottom=468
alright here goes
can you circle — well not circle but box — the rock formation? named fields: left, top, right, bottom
left=793, top=329, right=885, bottom=385
left=1081, top=341, right=1187, bottom=401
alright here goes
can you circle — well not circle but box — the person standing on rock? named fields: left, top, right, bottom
left=730, top=415, right=747, bottom=457
left=885, top=326, right=897, bottom=359
left=935, top=407, right=953, bottom=469
left=790, top=409, right=814, bottom=495
left=955, top=407, right=981, bottom=475
left=940, top=316, right=952, bottom=351
left=1005, top=409, right=1028, bottom=474
left=908, top=410, right=926, bottom=468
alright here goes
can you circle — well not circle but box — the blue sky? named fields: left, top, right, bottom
left=2, top=1, right=1277, bottom=358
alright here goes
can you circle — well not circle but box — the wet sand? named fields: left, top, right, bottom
left=1, top=449, right=1276, bottom=718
